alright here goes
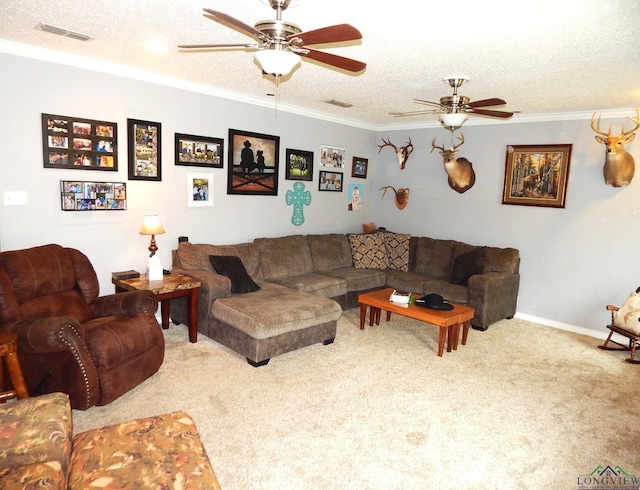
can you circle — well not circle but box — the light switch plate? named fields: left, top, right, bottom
left=3, top=191, right=28, bottom=205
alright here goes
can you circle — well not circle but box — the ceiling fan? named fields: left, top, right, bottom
left=178, top=0, right=366, bottom=78
left=391, top=77, right=514, bottom=129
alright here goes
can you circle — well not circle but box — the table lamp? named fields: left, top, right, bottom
left=139, top=214, right=165, bottom=280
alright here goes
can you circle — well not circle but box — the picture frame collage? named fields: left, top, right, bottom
left=44, top=113, right=368, bottom=211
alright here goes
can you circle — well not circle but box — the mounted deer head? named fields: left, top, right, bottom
left=591, top=109, right=640, bottom=187
left=380, top=185, right=409, bottom=210
left=377, top=137, right=414, bottom=169
left=431, top=132, right=476, bottom=193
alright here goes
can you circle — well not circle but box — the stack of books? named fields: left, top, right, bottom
left=111, top=270, right=140, bottom=281
left=389, top=290, right=413, bottom=307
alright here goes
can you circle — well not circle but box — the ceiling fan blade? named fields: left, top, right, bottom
left=178, top=43, right=259, bottom=49
left=470, top=108, right=514, bottom=118
left=414, top=99, right=443, bottom=108
left=288, top=24, right=362, bottom=46
left=202, top=8, right=266, bottom=40
left=467, top=97, right=507, bottom=108
left=302, top=48, right=366, bottom=72
left=390, top=110, right=442, bottom=117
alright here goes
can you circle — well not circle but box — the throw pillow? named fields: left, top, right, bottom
left=347, top=233, right=390, bottom=269
left=450, top=247, right=486, bottom=284
left=209, top=255, right=260, bottom=294
left=380, top=232, right=411, bottom=272
left=614, top=289, right=640, bottom=335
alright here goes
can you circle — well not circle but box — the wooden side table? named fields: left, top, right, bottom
left=113, top=273, right=201, bottom=343
left=0, top=332, right=29, bottom=402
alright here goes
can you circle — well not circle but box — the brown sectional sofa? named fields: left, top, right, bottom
left=170, top=232, right=519, bottom=365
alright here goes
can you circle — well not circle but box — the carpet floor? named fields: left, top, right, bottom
left=73, top=309, right=640, bottom=489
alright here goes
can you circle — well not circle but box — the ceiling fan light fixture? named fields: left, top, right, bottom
left=254, top=49, right=300, bottom=76
left=439, top=113, right=468, bottom=130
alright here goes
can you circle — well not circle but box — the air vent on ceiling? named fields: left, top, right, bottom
left=326, top=99, right=353, bottom=108
left=36, top=23, right=93, bottom=41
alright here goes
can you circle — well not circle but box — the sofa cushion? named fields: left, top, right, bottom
left=268, top=272, right=347, bottom=299
left=176, top=242, right=261, bottom=280
left=414, top=238, right=457, bottom=279
left=209, top=255, right=260, bottom=293
left=482, top=247, right=520, bottom=274
left=380, top=232, right=411, bottom=272
left=614, top=289, right=640, bottom=335
left=307, top=234, right=353, bottom=270
left=212, top=284, right=342, bottom=339
left=450, top=247, right=486, bottom=284
left=319, top=267, right=387, bottom=292
left=347, top=233, right=390, bottom=269
left=255, top=235, right=314, bottom=280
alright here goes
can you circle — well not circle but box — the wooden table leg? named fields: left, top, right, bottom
left=160, top=300, right=170, bottom=330
left=386, top=310, right=392, bottom=322
left=437, top=326, right=446, bottom=357
left=188, top=288, right=198, bottom=343
left=359, top=304, right=367, bottom=330
left=461, top=320, right=470, bottom=345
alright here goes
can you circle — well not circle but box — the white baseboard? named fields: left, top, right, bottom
left=514, top=312, right=610, bottom=341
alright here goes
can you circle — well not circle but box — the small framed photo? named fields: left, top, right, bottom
left=502, top=144, right=572, bottom=208
left=42, top=114, right=117, bottom=171
left=187, top=172, right=214, bottom=207
left=285, top=148, right=313, bottom=181
left=348, top=183, right=362, bottom=211
left=227, top=128, right=279, bottom=196
left=320, top=144, right=345, bottom=168
left=319, top=171, right=343, bottom=192
left=128, top=118, right=161, bottom=181
left=60, top=180, right=126, bottom=211
left=175, top=133, right=223, bottom=168
left=351, top=157, right=368, bottom=178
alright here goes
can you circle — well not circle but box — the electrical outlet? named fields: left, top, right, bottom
left=3, top=191, right=28, bottom=205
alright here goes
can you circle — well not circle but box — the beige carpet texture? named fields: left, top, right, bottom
left=73, top=309, right=640, bottom=489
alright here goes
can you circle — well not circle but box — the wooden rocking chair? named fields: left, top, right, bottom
left=598, top=286, right=640, bottom=364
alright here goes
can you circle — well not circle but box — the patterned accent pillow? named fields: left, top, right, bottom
left=380, top=232, right=410, bottom=271
left=347, top=233, right=390, bottom=269
left=614, top=289, right=640, bottom=335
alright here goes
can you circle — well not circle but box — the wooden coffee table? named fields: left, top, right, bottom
left=113, top=273, right=201, bottom=343
left=358, top=288, right=474, bottom=357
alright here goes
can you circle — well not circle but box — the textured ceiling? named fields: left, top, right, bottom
left=1, top=0, right=639, bottom=129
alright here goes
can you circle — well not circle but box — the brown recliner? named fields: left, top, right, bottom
left=0, top=244, right=164, bottom=410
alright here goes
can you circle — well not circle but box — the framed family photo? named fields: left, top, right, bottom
left=175, top=133, right=223, bottom=168
left=128, top=118, right=161, bottom=181
left=60, top=180, right=126, bottom=211
left=187, top=172, right=214, bottom=207
left=42, top=114, right=118, bottom=171
left=285, top=148, right=313, bottom=181
left=320, top=144, right=345, bottom=168
left=227, top=128, right=279, bottom=196
left=319, top=171, right=343, bottom=192
left=351, top=156, right=368, bottom=178
left=502, top=144, right=572, bottom=208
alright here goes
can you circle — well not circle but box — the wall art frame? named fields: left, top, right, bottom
left=128, top=118, right=161, bottom=181
left=319, top=171, right=343, bottom=192
left=43, top=113, right=117, bottom=171
left=502, top=144, right=572, bottom=208
left=187, top=172, right=214, bottom=207
left=227, top=128, right=280, bottom=196
left=351, top=156, right=368, bottom=178
left=60, top=180, right=126, bottom=211
left=175, top=133, right=224, bottom=168
left=320, top=144, right=345, bottom=168
left=285, top=148, right=314, bottom=181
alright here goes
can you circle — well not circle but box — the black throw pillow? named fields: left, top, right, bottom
left=450, top=247, right=486, bottom=285
left=209, top=255, right=260, bottom=293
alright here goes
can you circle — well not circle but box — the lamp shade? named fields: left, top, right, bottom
left=139, top=214, right=165, bottom=236
left=439, top=113, right=468, bottom=130
left=254, top=49, right=300, bottom=76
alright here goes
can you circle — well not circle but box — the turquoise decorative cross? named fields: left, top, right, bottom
left=285, top=182, right=311, bottom=226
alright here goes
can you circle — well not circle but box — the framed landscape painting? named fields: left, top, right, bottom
left=227, top=128, right=279, bottom=195
left=502, top=144, right=572, bottom=208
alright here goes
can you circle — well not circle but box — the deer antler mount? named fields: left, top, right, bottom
left=377, top=137, right=414, bottom=169
left=380, top=186, right=409, bottom=210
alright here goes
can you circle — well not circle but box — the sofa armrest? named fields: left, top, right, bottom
left=169, top=268, right=231, bottom=325
left=90, top=290, right=158, bottom=318
left=467, top=272, right=520, bottom=329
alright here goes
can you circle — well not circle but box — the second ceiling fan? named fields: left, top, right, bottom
left=179, top=0, right=366, bottom=77
left=391, top=77, right=514, bottom=129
